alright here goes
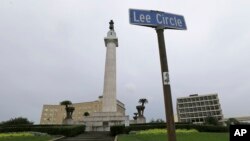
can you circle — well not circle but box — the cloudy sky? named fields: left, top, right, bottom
left=1, top=0, right=250, bottom=124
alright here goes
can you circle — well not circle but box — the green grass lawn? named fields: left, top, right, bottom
left=0, top=136, right=52, bottom=141
left=118, top=132, right=229, bottom=141
left=0, top=132, right=53, bottom=141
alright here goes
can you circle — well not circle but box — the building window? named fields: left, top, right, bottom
left=214, top=100, right=218, bottom=105
left=212, top=95, right=217, bottom=99
left=103, top=121, right=109, bottom=126
left=198, top=107, right=201, bottom=111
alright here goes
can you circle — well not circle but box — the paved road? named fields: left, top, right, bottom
left=58, top=132, right=114, bottom=141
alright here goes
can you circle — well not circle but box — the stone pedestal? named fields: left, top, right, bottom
left=84, top=112, right=129, bottom=131
left=63, top=118, right=74, bottom=125
left=136, top=116, right=146, bottom=124
left=63, top=106, right=75, bottom=125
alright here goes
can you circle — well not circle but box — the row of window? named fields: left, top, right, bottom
left=180, top=116, right=223, bottom=123
left=178, top=105, right=221, bottom=113
left=178, top=100, right=219, bottom=108
left=179, top=111, right=222, bottom=118
left=177, top=95, right=218, bottom=103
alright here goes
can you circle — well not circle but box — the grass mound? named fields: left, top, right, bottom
left=0, top=132, right=33, bottom=138
left=118, top=129, right=229, bottom=141
left=0, top=132, right=52, bottom=141
left=137, top=129, right=198, bottom=135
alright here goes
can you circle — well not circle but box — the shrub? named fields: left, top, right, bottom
left=123, top=123, right=228, bottom=133
left=191, top=125, right=228, bottom=132
left=110, top=125, right=125, bottom=136
left=0, top=125, right=85, bottom=137
left=0, top=117, right=33, bottom=126
left=204, top=116, right=219, bottom=126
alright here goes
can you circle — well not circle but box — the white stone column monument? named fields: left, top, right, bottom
left=84, top=20, right=129, bottom=131
left=102, top=20, right=118, bottom=112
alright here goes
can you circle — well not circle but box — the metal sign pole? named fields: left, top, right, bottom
left=129, top=8, right=186, bottom=141
left=156, top=26, right=177, bottom=141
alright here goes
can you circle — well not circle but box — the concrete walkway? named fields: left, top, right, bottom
left=57, top=132, right=114, bottom=141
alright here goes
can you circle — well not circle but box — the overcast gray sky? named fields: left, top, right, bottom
left=1, top=0, right=250, bottom=124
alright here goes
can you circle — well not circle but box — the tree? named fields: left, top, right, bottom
left=138, top=98, right=148, bottom=116
left=155, top=118, right=165, bottom=123
left=204, top=116, right=219, bottom=126
left=150, top=118, right=165, bottom=123
left=226, top=118, right=240, bottom=127
left=60, top=100, right=74, bottom=120
left=139, top=98, right=148, bottom=107
left=60, top=100, right=72, bottom=108
left=0, top=117, right=33, bottom=125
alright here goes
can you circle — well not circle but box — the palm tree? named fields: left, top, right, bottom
left=60, top=100, right=74, bottom=119
left=60, top=100, right=72, bottom=108
left=138, top=98, right=148, bottom=116
left=139, top=98, right=148, bottom=107
left=226, top=118, right=240, bottom=127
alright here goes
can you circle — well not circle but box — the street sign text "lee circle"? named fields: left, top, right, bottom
left=129, top=9, right=187, bottom=30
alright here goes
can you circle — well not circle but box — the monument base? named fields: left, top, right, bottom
left=84, top=112, right=129, bottom=131
left=136, top=116, right=146, bottom=124
left=63, top=118, right=74, bottom=125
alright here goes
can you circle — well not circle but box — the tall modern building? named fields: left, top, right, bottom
left=176, top=93, right=223, bottom=124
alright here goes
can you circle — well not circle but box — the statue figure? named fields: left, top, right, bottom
left=109, top=20, right=114, bottom=30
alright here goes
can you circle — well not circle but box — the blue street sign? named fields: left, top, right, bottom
left=129, top=9, right=187, bottom=30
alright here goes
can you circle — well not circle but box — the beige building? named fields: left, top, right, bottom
left=40, top=96, right=126, bottom=124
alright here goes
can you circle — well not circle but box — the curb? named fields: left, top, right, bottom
left=49, top=136, right=65, bottom=141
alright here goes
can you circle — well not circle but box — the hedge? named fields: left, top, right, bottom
left=0, top=125, right=85, bottom=137
left=110, top=123, right=228, bottom=136
left=110, top=125, right=125, bottom=136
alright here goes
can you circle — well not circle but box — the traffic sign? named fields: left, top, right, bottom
left=129, top=9, right=187, bottom=30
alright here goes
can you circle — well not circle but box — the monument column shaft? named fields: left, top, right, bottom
left=102, top=41, right=117, bottom=112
